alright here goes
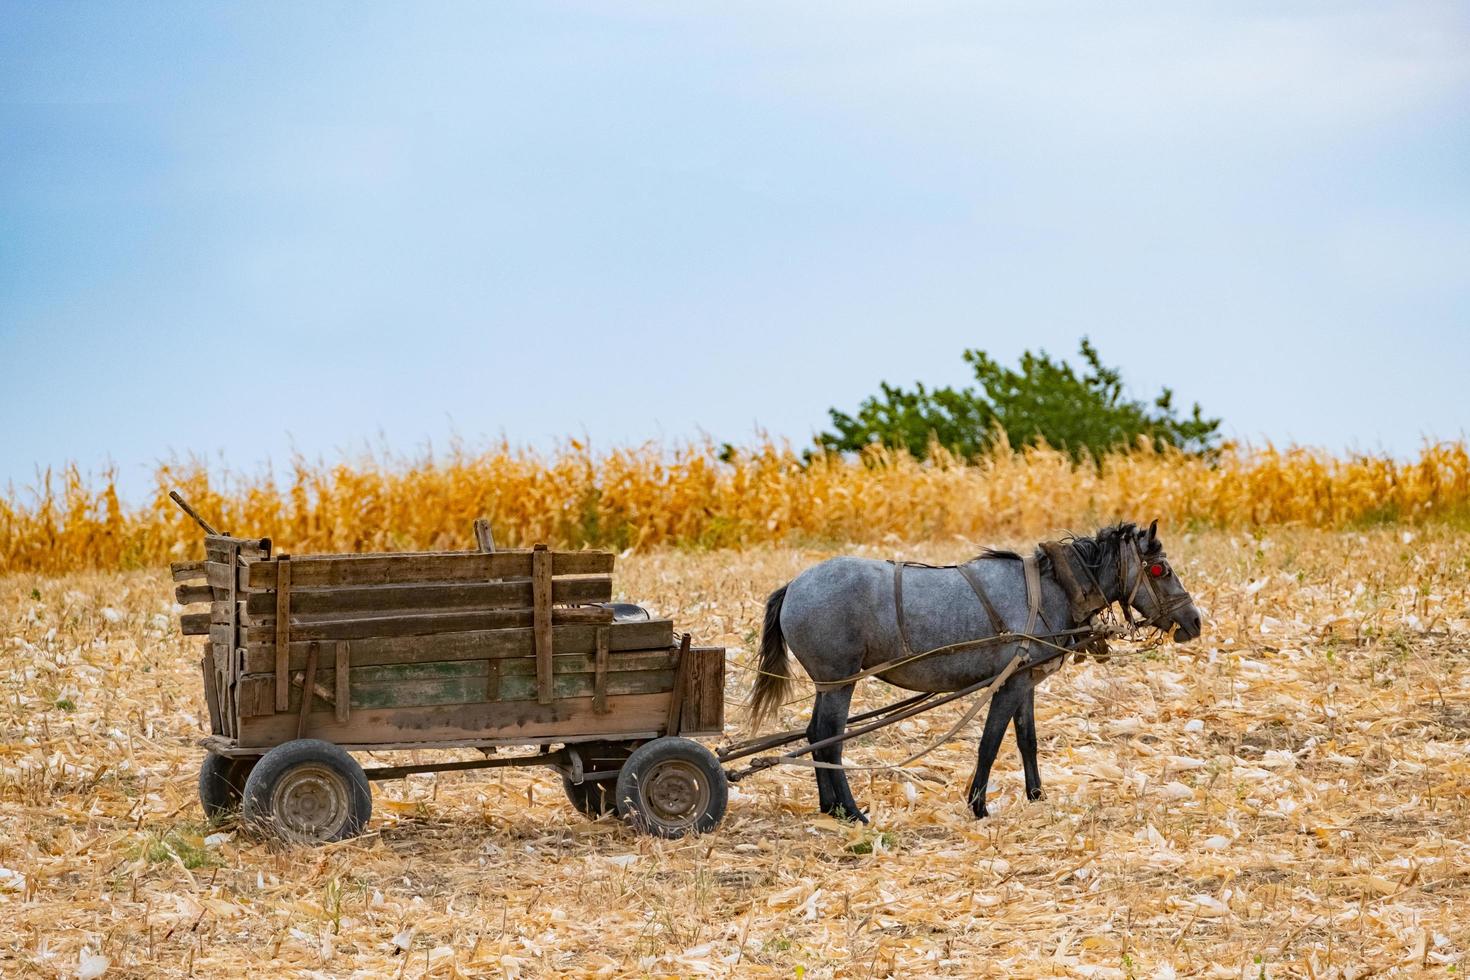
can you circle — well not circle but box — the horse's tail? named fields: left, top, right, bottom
left=749, top=584, right=792, bottom=731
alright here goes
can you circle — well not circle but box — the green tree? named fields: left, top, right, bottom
left=818, top=338, right=1219, bottom=460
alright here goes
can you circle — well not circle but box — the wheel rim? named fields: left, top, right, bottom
left=637, top=758, right=710, bottom=828
left=269, top=763, right=350, bottom=841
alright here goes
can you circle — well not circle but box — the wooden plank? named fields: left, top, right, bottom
left=297, top=641, right=319, bottom=739
left=532, top=545, right=553, bottom=705
left=237, top=604, right=613, bottom=645
left=200, top=654, right=223, bottom=735
left=235, top=691, right=676, bottom=748
left=235, top=652, right=676, bottom=718
left=206, top=534, right=270, bottom=557
left=665, top=634, right=691, bottom=736
left=274, top=556, right=291, bottom=712
left=171, top=561, right=206, bottom=583
left=181, top=613, right=210, bottom=636
left=227, top=540, right=240, bottom=730
left=237, top=577, right=611, bottom=620
left=239, top=619, right=674, bottom=673
left=175, top=583, right=213, bottom=605
left=205, top=561, right=240, bottom=591
left=593, top=625, right=609, bottom=714
left=243, top=550, right=614, bottom=589
left=335, top=641, right=350, bottom=723
left=691, top=646, right=725, bottom=733
left=473, top=518, right=495, bottom=553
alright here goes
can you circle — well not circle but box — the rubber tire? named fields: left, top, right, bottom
left=563, top=776, right=619, bottom=817
left=562, top=742, right=637, bottom=818
left=198, top=753, right=257, bottom=822
left=240, top=739, right=372, bottom=844
left=615, top=737, right=728, bottom=839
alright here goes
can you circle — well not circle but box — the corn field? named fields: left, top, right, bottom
left=3, top=438, right=1469, bottom=574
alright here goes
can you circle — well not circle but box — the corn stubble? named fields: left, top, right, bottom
left=3, top=438, right=1469, bottom=574
left=1, top=527, right=1467, bottom=976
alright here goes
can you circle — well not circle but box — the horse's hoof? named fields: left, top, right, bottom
left=826, top=804, right=868, bottom=825
left=971, top=802, right=989, bottom=820
left=1026, top=787, right=1045, bottom=802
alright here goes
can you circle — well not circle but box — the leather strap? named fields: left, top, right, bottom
left=957, top=562, right=1009, bottom=636
left=893, top=561, right=914, bottom=657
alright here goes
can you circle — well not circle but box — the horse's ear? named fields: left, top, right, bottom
left=1147, top=519, right=1159, bottom=543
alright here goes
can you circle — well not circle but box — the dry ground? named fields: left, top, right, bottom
left=1, top=527, right=1468, bottom=978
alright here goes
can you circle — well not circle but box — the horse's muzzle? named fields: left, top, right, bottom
left=1171, top=607, right=1203, bottom=642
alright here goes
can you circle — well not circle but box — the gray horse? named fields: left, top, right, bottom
left=750, top=521, right=1202, bottom=821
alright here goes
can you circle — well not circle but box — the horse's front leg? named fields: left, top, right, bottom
left=809, top=684, right=866, bottom=823
left=1012, top=686, right=1043, bottom=801
left=965, top=676, right=1030, bottom=819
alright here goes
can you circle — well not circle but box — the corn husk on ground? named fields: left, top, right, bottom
left=2, top=525, right=1467, bottom=977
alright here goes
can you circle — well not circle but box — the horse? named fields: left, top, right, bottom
left=749, top=520, right=1202, bottom=821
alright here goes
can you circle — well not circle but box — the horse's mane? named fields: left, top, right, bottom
left=977, top=522, right=1161, bottom=578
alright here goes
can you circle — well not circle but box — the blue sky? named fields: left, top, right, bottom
left=3, top=2, right=1467, bottom=499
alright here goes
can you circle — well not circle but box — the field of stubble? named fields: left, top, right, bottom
left=1, top=527, right=1467, bottom=978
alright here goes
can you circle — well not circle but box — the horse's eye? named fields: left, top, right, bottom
left=1149, top=563, right=1166, bottom=578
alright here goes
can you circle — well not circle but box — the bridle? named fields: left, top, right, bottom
left=1108, top=536, right=1193, bottom=632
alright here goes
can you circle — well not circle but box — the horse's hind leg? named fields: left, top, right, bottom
left=965, top=676, right=1030, bottom=819
left=808, top=685, right=866, bottom=823
left=1012, top=687, right=1044, bottom=801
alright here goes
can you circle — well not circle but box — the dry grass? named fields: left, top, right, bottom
left=2, top=525, right=1469, bottom=977
left=4, top=439, right=1470, bottom=574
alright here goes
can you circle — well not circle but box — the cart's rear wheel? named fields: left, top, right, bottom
left=241, top=739, right=371, bottom=844
left=198, top=752, right=257, bottom=821
left=615, top=737, right=727, bottom=838
left=562, top=741, right=637, bottom=818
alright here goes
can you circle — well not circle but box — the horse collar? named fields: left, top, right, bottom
left=1038, top=540, right=1108, bottom=623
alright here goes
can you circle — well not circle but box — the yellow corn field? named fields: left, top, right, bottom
left=3, top=437, right=1468, bottom=574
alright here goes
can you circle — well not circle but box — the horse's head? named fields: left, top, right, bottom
left=1119, top=520, right=1202, bottom=642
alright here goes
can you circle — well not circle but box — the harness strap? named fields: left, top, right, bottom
left=956, top=562, right=1009, bottom=636
left=893, top=561, right=914, bottom=657
left=1018, top=554, right=1042, bottom=655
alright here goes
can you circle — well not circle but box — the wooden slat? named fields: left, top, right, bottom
left=236, top=604, right=613, bottom=645
left=243, top=550, right=614, bottom=590
left=238, top=577, right=611, bottom=620
left=296, top=641, right=318, bottom=739
left=665, top=634, right=692, bottom=736
left=171, top=561, right=206, bottom=583
left=682, top=646, right=726, bottom=734
left=206, top=534, right=270, bottom=558
left=200, top=654, right=223, bottom=735
left=593, top=625, right=609, bottom=714
left=205, top=561, right=240, bottom=590
left=225, top=539, right=240, bottom=739
left=175, top=583, right=212, bottom=606
left=532, top=546, right=553, bottom=705
left=274, top=556, right=291, bottom=712
left=235, top=650, right=676, bottom=717
left=239, top=619, right=675, bottom=673
left=473, top=518, right=495, bottom=553
left=335, top=641, right=350, bottom=723
left=235, top=691, right=678, bottom=748
left=181, top=613, right=210, bottom=636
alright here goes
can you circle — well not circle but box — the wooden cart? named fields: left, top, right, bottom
left=171, top=512, right=726, bottom=843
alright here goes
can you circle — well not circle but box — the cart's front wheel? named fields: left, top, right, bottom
left=198, top=752, right=257, bottom=821
left=241, top=739, right=371, bottom=844
left=615, top=737, right=727, bottom=838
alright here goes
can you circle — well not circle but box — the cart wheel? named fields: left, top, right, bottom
left=241, top=739, right=371, bottom=844
left=562, top=742, right=636, bottom=818
left=615, top=737, right=727, bottom=838
left=198, top=752, right=258, bottom=821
